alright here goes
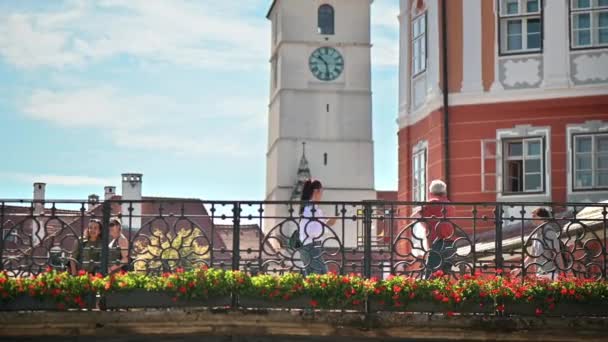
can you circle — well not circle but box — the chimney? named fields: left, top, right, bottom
left=32, top=182, right=46, bottom=246
left=121, top=173, right=143, bottom=229
left=88, top=194, right=99, bottom=211
left=33, top=182, right=46, bottom=215
left=104, top=186, right=116, bottom=200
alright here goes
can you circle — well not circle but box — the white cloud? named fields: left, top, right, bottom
left=22, top=85, right=266, bottom=158
left=3, top=173, right=114, bottom=187
left=0, top=0, right=399, bottom=70
left=0, top=0, right=269, bottom=70
left=371, top=0, right=400, bottom=68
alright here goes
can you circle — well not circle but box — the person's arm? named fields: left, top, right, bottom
left=109, top=238, right=129, bottom=273
left=119, top=237, right=129, bottom=266
left=549, top=230, right=566, bottom=275
left=70, top=241, right=80, bottom=276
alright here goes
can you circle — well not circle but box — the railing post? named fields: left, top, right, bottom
left=100, top=200, right=111, bottom=276
left=232, top=202, right=241, bottom=272
left=494, top=203, right=503, bottom=275
left=363, top=202, right=373, bottom=279
left=231, top=202, right=241, bottom=310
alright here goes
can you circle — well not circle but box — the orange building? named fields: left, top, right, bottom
left=398, top=0, right=608, bottom=232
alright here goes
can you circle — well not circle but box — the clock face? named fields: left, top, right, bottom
left=309, top=47, right=344, bottom=81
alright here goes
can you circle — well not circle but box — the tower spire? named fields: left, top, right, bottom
left=291, top=141, right=311, bottom=200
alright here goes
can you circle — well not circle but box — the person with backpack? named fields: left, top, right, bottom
left=296, top=179, right=336, bottom=275
left=415, top=180, right=456, bottom=279
left=511, top=208, right=566, bottom=280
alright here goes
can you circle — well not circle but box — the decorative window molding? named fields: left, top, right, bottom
left=498, top=0, right=543, bottom=55
left=496, top=125, right=551, bottom=201
left=567, top=121, right=608, bottom=194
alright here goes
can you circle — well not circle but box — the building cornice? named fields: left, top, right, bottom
left=397, top=86, right=608, bottom=130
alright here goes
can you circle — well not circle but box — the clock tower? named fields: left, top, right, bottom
left=265, top=0, right=376, bottom=248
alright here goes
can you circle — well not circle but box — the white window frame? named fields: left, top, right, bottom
left=412, top=13, right=427, bottom=77
left=570, top=0, right=608, bottom=49
left=496, top=126, right=551, bottom=201
left=412, top=141, right=428, bottom=202
left=502, top=137, right=545, bottom=194
left=499, top=0, right=543, bottom=55
left=572, top=133, right=608, bottom=190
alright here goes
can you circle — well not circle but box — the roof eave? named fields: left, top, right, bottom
left=266, top=0, right=277, bottom=19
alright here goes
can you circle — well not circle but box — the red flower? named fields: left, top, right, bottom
left=561, top=288, right=568, bottom=295
left=78, top=270, right=87, bottom=276
left=118, top=282, right=126, bottom=288
left=433, top=270, right=445, bottom=278
left=167, top=282, right=174, bottom=289
left=409, top=292, right=416, bottom=299
left=569, top=289, right=575, bottom=296
left=394, top=301, right=402, bottom=307
left=179, top=286, right=187, bottom=294
left=535, top=308, right=543, bottom=316
left=29, top=290, right=36, bottom=297
left=188, top=282, right=195, bottom=289
left=393, top=285, right=402, bottom=293
left=45, top=266, right=53, bottom=273
left=374, top=288, right=381, bottom=295
left=0, top=277, right=5, bottom=285
left=321, top=283, right=327, bottom=288
left=309, top=300, right=318, bottom=308
left=342, top=277, right=350, bottom=284
left=283, top=294, right=291, bottom=301
left=442, top=297, right=450, bottom=303
left=104, top=282, right=112, bottom=291
left=446, top=311, right=455, bottom=317
left=496, top=304, right=505, bottom=313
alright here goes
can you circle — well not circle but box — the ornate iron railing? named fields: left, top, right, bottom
left=1, top=199, right=606, bottom=281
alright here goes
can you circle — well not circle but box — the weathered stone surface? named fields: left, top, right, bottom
left=0, top=310, right=607, bottom=341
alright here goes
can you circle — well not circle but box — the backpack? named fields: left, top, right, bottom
left=289, top=230, right=303, bottom=249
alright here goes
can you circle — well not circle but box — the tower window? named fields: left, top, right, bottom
left=324, top=153, right=328, bottom=165
left=318, top=4, right=335, bottom=35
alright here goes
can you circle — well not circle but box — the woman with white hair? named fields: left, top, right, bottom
left=418, top=179, right=455, bottom=279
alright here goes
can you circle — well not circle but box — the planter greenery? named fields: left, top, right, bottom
left=1, top=267, right=608, bottom=317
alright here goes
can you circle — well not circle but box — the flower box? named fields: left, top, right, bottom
left=369, top=298, right=494, bottom=314
left=102, top=290, right=231, bottom=309
left=238, top=295, right=312, bottom=309
left=503, top=301, right=608, bottom=317
left=0, top=293, right=95, bottom=311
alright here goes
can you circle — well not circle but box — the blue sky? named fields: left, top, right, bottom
left=0, top=0, right=399, bottom=201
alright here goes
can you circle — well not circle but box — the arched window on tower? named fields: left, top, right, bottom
left=318, top=4, right=335, bottom=35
